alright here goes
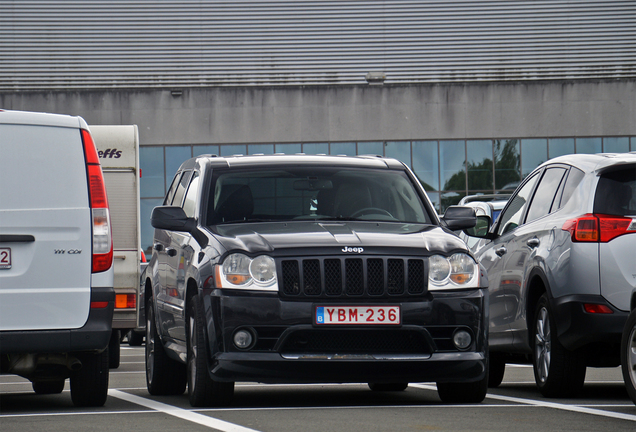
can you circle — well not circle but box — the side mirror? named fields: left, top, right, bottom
left=151, top=206, right=196, bottom=232
left=442, top=206, right=477, bottom=231
left=464, top=214, right=492, bottom=238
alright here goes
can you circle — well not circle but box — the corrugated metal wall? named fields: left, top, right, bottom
left=1, top=0, right=634, bottom=90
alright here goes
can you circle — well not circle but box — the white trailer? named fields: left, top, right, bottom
left=90, top=125, right=142, bottom=368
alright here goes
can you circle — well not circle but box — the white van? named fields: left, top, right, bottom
left=0, top=110, right=115, bottom=407
left=91, top=125, right=143, bottom=367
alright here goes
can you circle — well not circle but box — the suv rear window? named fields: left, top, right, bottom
left=207, top=167, right=432, bottom=225
left=594, top=166, right=636, bottom=216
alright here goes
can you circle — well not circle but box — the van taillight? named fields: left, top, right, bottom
left=562, top=213, right=636, bottom=243
left=81, top=129, right=113, bottom=273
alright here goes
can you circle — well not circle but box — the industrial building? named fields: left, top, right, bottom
left=1, top=1, right=634, bottom=254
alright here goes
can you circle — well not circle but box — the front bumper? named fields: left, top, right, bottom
left=202, top=288, right=488, bottom=384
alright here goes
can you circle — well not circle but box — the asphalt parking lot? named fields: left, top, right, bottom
left=1, top=345, right=636, bottom=431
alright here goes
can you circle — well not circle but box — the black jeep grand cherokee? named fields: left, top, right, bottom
left=144, top=154, right=488, bottom=406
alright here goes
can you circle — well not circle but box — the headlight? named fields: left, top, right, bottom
left=428, top=253, right=479, bottom=290
left=216, top=253, right=278, bottom=291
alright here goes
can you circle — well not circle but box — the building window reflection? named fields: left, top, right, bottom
left=220, top=144, right=247, bottom=156
left=549, top=138, right=574, bottom=158
left=194, top=145, right=219, bottom=157
left=330, top=142, right=356, bottom=156
left=275, top=143, right=302, bottom=154
left=358, top=141, right=383, bottom=156
left=385, top=141, right=411, bottom=167
left=494, top=139, right=520, bottom=190
left=412, top=141, right=439, bottom=192
left=467, top=140, right=493, bottom=191
left=303, top=143, right=329, bottom=154
left=440, top=140, right=466, bottom=191
left=521, top=139, right=547, bottom=178
left=140, top=146, right=165, bottom=198
left=139, top=135, right=633, bottom=255
left=165, top=146, right=192, bottom=186
left=603, top=137, right=629, bottom=153
left=248, top=144, right=275, bottom=155
left=576, top=137, right=601, bottom=154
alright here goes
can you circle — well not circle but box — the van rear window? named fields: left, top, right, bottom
left=0, top=124, right=88, bottom=210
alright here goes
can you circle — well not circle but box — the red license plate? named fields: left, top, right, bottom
left=0, top=248, right=11, bottom=269
left=315, top=305, right=401, bottom=325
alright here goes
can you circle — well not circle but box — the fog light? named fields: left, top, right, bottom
left=233, top=329, right=254, bottom=350
left=453, top=330, right=472, bottom=350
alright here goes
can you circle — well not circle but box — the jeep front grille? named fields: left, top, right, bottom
left=279, top=257, right=427, bottom=298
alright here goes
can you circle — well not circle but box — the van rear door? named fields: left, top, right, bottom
left=0, top=120, right=93, bottom=331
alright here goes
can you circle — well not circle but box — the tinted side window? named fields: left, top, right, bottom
left=164, top=172, right=181, bottom=205
left=557, top=167, right=585, bottom=209
left=594, top=166, right=636, bottom=215
left=183, top=172, right=200, bottom=218
left=525, top=167, right=567, bottom=223
left=171, top=171, right=192, bottom=206
left=496, top=172, right=540, bottom=236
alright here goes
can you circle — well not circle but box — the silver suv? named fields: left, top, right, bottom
left=466, top=153, right=636, bottom=397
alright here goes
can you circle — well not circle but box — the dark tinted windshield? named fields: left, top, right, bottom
left=206, top=167, right=432, bottom=225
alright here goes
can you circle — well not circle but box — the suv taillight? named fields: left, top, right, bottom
left=562, top=213, right=636, bottom=243
left=81, top=129, right=113, bottom=272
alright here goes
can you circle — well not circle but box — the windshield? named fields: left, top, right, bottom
left=206, top=166, right=432, bottom=225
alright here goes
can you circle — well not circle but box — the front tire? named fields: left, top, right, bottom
left=187, top=294, right=234, bottom=407
left=70, top=350, right=109, bottom=407
left=145, top=297, right=187, bottom=395
left=532, top=294, right=586, bottom=397
left=620, top=308, right=636, bottom=406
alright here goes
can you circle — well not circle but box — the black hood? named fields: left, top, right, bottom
left=208, top=221, right=468, bottom=256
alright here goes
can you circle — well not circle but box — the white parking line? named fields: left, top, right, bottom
left=410, top=384, right=636, bottom=422
left=108, top=389, right=261, bottom=432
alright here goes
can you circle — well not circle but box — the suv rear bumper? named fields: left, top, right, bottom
left=0, top=287, right=115, bottom=354
left=551, top=294, right=628, bottom=351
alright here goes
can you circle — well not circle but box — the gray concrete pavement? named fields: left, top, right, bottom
left=1, top=346, right=635, bottom=431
